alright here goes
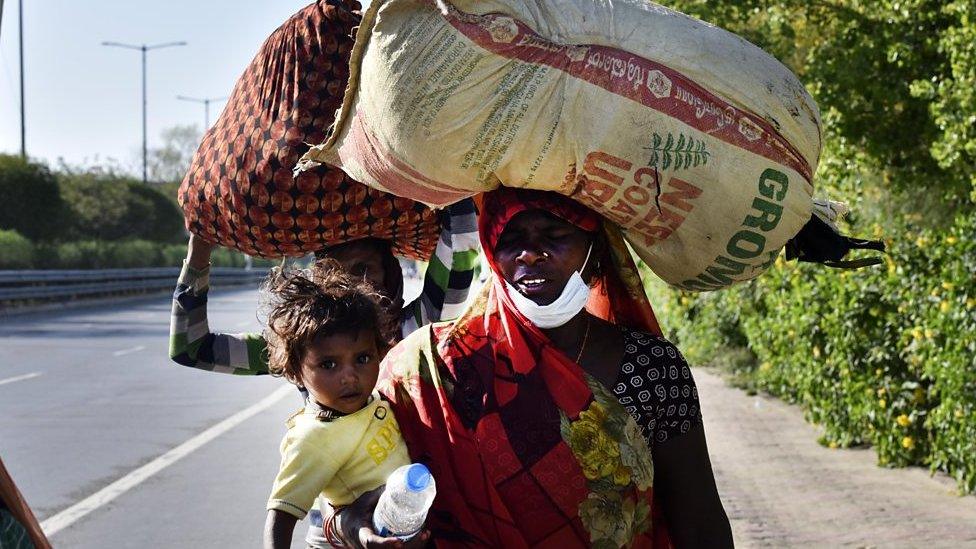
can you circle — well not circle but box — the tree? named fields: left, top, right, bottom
left=663, top=0, right=971, bottom=215
left=0, top=154, right=67, bottom=241
left=58, top=164, right=184, bottom=242
left=148, top=124, right=203, bottom=184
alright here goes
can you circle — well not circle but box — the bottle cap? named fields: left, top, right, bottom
left=405, top=463, right=431, bottom=492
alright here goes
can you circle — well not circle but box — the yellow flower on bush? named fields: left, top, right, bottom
left=812, top=346, right=821, bottom=358
left=940, top=301, right=951, bottom=313
left=902, top=436, right=915, bottom=450
left=911, top=327, right=924, bottom=341
left=879, top=398, right=887, bottom=409
left=967, top=298, right=976, bottom=310
left=945, top=236, right=957, bottom=245
left=896, top=414, right=911, bottom=427
left=877, top=387, right=886, bottom=397
left=941, top=281, right=955, bottom=291
left=924, top=329, right=935, bottom=339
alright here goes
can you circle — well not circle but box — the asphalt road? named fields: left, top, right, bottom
left=0, top=287, right=320, bottom=548
left=4, top=280, right=974, bottom=548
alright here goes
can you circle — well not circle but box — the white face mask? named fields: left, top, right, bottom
left=504, top=244, right=593, bottom=329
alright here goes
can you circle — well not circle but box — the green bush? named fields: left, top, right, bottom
left=0, top=230, right=34, bottom=269
left=58, top=168, right=184, bottom=243
left=0, top=155, right=67, bottom=241
left=642, top=0, right=976, bottom=495
left=643, top=210, right=976, bottom=492
left=20, top=238, right=273, bottom=270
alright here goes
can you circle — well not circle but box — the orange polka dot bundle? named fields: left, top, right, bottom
left=178, top=0, right=441, bottom=260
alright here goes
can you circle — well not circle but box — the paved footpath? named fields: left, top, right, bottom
left=697, top=368, right=976, bottom=548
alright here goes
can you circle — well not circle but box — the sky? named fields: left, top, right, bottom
left=0, top=0, right=369, bottom=172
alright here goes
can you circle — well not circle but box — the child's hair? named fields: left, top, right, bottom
left=262, top=258, right=394, bottom=384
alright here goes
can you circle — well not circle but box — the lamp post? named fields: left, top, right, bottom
left=18, top=0, right=25, bottom=158
left=176, top=95, right=228, bottom=130
left=102, top=40, right=186, bottom=183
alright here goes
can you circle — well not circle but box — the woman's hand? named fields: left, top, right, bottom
left=186, top=233, right=215, bottom=270
left=337, top=486, right=431, bottom=549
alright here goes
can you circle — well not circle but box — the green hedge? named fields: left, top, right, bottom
left=0, top=155, right=66, bottom=241
left=0, top=230, right=34, bottom=269
left=643, top=211, right=976, bottom=493
left=0, top=238, right=271, bottom=270
left=58, top=170, right=185, bottom=243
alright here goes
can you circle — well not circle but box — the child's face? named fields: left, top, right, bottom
left=299, top=328, right=381, bottom=414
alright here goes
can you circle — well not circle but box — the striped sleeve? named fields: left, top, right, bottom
left=402, top=198, right=481, bottom=337
left=169, top=261, right=270, bottom=375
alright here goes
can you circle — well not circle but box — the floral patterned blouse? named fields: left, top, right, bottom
left=612, top=328, right=703, bottom=447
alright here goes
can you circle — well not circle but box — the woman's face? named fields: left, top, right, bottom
left=495, top=210, right=594, bottom=306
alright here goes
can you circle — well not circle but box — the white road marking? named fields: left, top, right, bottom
left=112, top=345, right=146, bottom=357
left=40, top=385, right=292, bottom=537
left=0, top=372, right=42, bottom=386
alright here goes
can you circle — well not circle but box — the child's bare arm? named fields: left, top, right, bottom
left=264, top=509, right=298, bottom=549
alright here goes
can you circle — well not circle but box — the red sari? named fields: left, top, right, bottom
left=378, top=188, right=669, bottom=548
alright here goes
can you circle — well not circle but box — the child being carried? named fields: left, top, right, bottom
left=262, top=261, right=411, bottom=548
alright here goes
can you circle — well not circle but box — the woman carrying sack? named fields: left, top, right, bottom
left=333, top=188, right=732, bottom=548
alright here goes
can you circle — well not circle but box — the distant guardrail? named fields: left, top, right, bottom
left=0, top=268, right=269, bottom=305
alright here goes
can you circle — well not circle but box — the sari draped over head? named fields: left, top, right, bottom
left=377, top=188, right=669, bottom=548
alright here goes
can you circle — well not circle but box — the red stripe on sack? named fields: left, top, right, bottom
left=383, top=141, right=476, bottom=196
left=439, top=4, right=813, bottom=183
left=341, top=112, right=473, bottom=205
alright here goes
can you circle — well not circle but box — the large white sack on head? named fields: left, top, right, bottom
left=301, top=0, right=822, bottom=291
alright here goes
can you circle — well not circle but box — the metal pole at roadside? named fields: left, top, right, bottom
left=18, top=0, right=26, bottom=158
left=102, top=40, right=186, bottom=183
left=177, top=95, right=228, bottom=130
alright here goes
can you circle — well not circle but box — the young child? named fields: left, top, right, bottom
left=262, top=261, right=411, bottom=548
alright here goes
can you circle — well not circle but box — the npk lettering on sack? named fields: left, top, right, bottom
left=679, top=168, right=790, bottom=291
left=575, top=150, right=703, bottom=248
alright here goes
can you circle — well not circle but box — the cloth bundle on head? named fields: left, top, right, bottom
left=177, top=0, right=441, bottom=260
left=378, top=188, right=669, bottom=548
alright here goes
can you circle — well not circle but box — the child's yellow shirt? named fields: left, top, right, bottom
left=267, top=393, right=410, bottom=519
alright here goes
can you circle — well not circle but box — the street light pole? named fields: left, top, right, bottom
left=176, top=95, right=229, bottom=129
left=102, top=40, right=186, bottom=183
left=18, top=0, right=25, bottom=158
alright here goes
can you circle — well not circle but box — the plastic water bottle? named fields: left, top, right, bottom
left=372, top=463, right=437, bottom=540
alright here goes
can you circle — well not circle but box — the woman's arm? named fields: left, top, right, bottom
left=402, top=198, right=481, bottom=335
left=264, top=510, right=298, bottom=549
left=652, top=424, right=733, bottom=548
left=169, top=234, right=270, bottom=375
